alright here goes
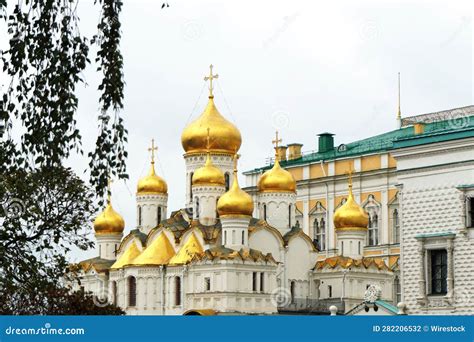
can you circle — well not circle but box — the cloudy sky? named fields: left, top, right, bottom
left=2, top=0, right=473, bottom=260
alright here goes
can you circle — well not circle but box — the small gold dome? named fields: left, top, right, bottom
left=181, top=96, right=242, bottom=155
left=258, top=158, right=296, bottom=193
left=192, top=153, right=225, bottom=186
left=94, top=202, right=125, bottom=235
left=137, top=162, right=168, bottom=195
left=333, top=184, right=369, bottom=230
left=217, top=166, right=253, bottom=217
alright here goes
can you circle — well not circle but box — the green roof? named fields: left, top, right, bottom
left=244, top=109, right=474, bottom=174
left=375, top=300, right=399, bottom=314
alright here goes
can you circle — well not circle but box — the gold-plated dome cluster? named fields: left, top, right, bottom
left=181, top=66, right=241, bottom=155
left=217, top=156, right=254, bottom=217
left=94, top=187, right=125, bottom=235
left=137, top=139, right=168, bottom=195
left=192, top=128, right=225, bottom=187
left=258, top=132, right=296, bottom=193
left=333, top=173, right=369, bottom=230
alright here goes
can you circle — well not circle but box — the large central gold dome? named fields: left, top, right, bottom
left=181, top=96, right=242, bottom=155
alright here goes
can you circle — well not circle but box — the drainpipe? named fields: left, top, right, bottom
left=320, top=160, right=329, bottom=257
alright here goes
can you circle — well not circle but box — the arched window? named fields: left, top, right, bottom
left=358, top=241, right=361, bottom=255
left=175, top=277, right=181, bottom=306
left=241, top=230, right=245, bottom=244
left=195, top=197, right=200, bottom=219
left=232, top=230, right=236, bottom=244
left=224, top=230, right=227, bottom=245
left=368, top=213, right=379, bottom=246
left=393, top=276, right=401, bottom=304
left=111, top=281, right=117, bottom=306
left=128, top=276, right=136, bottom=307
left=290, top=281, right=296, bottom=303
left=393, top=209, right=400, bottom=243
left=288, top=204, right=292, bottom=227
left=263, top=204, right=267, bottom=221
left=138, top=206, right=142, bottom=226
left=224, top=173, right=230, bottom=191
left=189, top=172, right=194, bottom=201
left=341, top=241, right=344, bottom=255
left=157, top=206, right=162, bottom=225
left=318, top=218, right=326, bottom=250
left=313, top=219, right=319, bottom=240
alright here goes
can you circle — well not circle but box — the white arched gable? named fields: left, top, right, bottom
left=249, top=228, right=283, bottom=262
left=286, top=235, right=316, bottom=281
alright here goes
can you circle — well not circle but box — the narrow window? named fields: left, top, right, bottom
left=288, top=204, right=292, bottom=227
left=204, top=277, right=211, bottom=291
left=430, top=250, right=447, bottom=295
left=290, top=281, right=296, bottom=303
left=224, top=173, right=230, bottom=191
left=468, top=198, right=474, bottom=227
left=260, top=272, right=264, bottom=292
left=195, top=197, right=199, bottom=219
left=315, top=218, right=326, bottom=251
left=241, top=230, right=245, bottom=244
left=263, top=204, right=267, bottom=221
left=138, top=206, right=142, bottom=226
left=368, top=213, right=379, bottom=246
left=189, top=172, right=194, bottom=201
left=128, top=276, right=136, bottom=307
left=393, top=209, right=400, bottom=243
left=232, top=230, right=236, bottom=244
left=341, top=241, right=344, bottom=255
left=157, top=206, right=162, bottom=225
left=252, top=272, right=258, bottom=292
left=175, top=277, right=182, bottom=306
left=393, top=277, right=401, bottom=305
left=358, top=241, right=361, bottom=255
left=111, top=281, right=117, bottom=306
left=224, top=230, right=227, bottom=245
left=313, top=218, right=319, bottom=248
left=328, top=285, right=332, bottom=298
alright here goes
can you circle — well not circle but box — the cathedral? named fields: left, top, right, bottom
left=74, top=67, right=474, bottom=316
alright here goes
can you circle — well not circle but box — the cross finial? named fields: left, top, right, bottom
left=233, top=153, right=240, bottom=173
left=148, top=139, right=158, bottom=164
left=347, top=168, right=353, bottom=189
left=272, top=130, right=282, bottom=160
left=204, top=64, right=219, bottom=98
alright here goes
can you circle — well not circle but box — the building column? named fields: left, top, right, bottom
left=417, top=239, right=427, bottom=305
left=446, top=238, right=454, bottom=302
left=303, top=200, right=309, bottom=235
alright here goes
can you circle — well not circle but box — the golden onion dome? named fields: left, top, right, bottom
left=192, top=152, right=225, bottom=187
left=333, top=183, right=369, bottom=230
left=94, top=201, right=125, bottom=235
left=257, top=158, right=296, bottom=193
left=217, top=161, right=254, bottom=217
left=137, top=162, right=168, bottom=195
left=132, top=233, right=175, bottom=266
left=181, top=96, right=242, bottom=155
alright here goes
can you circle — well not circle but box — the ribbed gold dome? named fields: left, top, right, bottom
left=181, top=96, right=242, bottom=155
left=94, top=202, right=125, bottom=235
left=192, top=153, right=225, bottom=187
left=258, top=158, right=296, bottom=193
left=333, top=184, right=369, bottom=230
left=137, top=162, right=168, bottom=195
left=217, top=167, right=253, bottom=217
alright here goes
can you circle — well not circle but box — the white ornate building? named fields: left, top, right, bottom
left=73, top=67, right=473, bottom=315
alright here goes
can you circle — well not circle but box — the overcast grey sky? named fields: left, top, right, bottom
left=2, top=0, right=473, bottom=260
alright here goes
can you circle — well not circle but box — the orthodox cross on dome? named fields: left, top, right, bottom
left=272, top=130, right=282, bottom=160
left=204, top=64, right=219, bottom=97
left=232, top=153, right=240, bottom=173
left=148, top=139, right=158, bottom=164
left=346, top=168, right=354, bottom=189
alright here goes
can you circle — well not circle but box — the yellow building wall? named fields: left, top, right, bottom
left=388, top=189, right=398, bottom=203
left=364, top=250, right=383, bottom=256
left=309, top=198, right=327, bottom=211
left=288, top=167, right=303, bottom=181
left=310, top=163, right=328, bottom=179
left=295, top=201, right=304, bottom=213
left=361, top=155, right=381, bottom=172
left=335, top=159, right=354, bottom=176
left=388, top=154, right=397, bottom=168
left=361, top=191, right=381, bottom=203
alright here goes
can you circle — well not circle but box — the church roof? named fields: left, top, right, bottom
left=197, top=245, right=276, bottom=264
left=76, top=257, right=115, bottom=274
left=314, top=256, right=391, bottom=271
